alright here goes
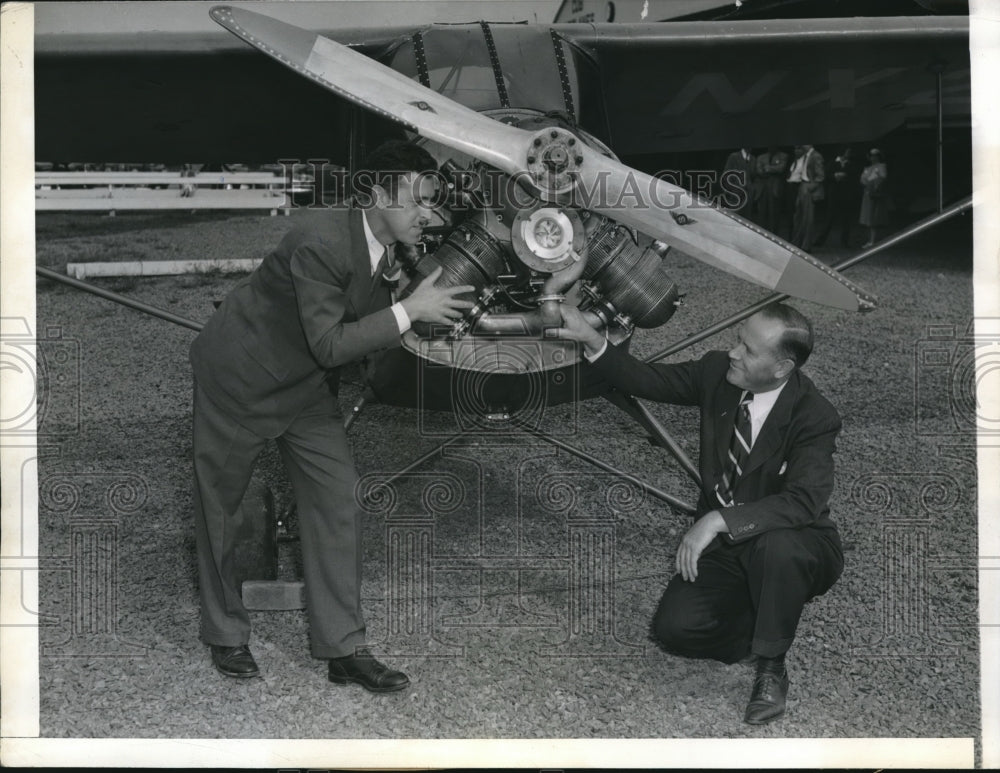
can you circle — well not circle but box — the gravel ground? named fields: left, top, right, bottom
left=31, top=210, right=980, bottom=759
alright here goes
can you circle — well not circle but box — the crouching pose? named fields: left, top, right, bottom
left=189, top=141, right=473, bottom=690
left=555, top=303, right=844, bottom=724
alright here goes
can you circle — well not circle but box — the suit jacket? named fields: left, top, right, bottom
left=798, top=148, right=826, bottom=201
left=590, top=346, right=841, bottom=543
left=754, top=150, right=789, bottom=200
left=190, top=207, right=401, bottom=437
left=722, top=150, right=755, bottom=211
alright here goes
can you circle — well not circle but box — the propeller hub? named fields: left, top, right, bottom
left=542, top=146, right=570, bottom=174
left=525, top=128, right=581, bottom=199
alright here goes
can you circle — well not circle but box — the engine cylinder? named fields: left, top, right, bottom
left=433, top=218, right=509, bottom=292
left=409, top=217, right=509, bottom=338
left=583, top=220, right=679, bottom=329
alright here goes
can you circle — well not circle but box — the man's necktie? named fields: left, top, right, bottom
left=380, top=245, right=403, bottom=293
left=715, top=391, right=754, bottom=508
left=373, top=245, right=402, bottom=301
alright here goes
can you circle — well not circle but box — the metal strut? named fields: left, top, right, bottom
left=522, top=426, right=696, bottom=514
left=602, top=390, right=702, bottom=488
left=36, top=265, right=204, bottom=332
left=645, top=195, right=973, bottom=364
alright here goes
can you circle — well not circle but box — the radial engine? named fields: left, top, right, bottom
left=398, top=112, right=681, bottom=377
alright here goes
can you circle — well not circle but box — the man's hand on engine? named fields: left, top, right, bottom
left=554, top=304, right=605, bottom=357
left=400, top=266, right=475, bottom=325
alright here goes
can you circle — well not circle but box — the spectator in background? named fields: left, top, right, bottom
left=753, top=147, right=789, bottom=234
left=787, top=145, right=825, bottom=252
left=859, top=149, right=889, bottom=248
left=721, top=148, right=756, bottom=218
left=816, top=147, right=858, bottom=249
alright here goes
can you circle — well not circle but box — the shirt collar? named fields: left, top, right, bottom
left=361, top=209, right=391, bottom=276
left=745, top=380, right=788, bottom=445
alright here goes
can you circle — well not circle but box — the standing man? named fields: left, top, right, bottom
left=816, top=147, right=858, bottom=249
left=787, top=144, right=825, bottom=251
left=752, top=146, right=790, bottom=234
left=555, top=303, right=844, bottom=724
left=189, top=140, right=473, bottom=690
left=720, top=147, right=755, bottom=218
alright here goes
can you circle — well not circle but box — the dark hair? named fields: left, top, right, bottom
left=758, top=303, right=814, bottom=367
left=354, top=140, right=438, bottom=205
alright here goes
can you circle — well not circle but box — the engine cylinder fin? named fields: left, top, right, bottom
left=583, top=219, right=680, bottom=329
left=410, top=218, right=509, bottom=338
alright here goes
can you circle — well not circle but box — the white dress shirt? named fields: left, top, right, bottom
left=787, top=149, right=812, bottom=183
left=743, top=381, right=786, bottom=446
left=362, top=210, right=411, bottom=333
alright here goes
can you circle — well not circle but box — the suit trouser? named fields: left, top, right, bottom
left=651, top=527, right=843, bottom=663
left=817, top=187, right=854, bottom=246
left=192, top=383, right=366, bottom=659
left=754, top=185, right=782, bottom=234
left=791, top=184, right=819, bottom=251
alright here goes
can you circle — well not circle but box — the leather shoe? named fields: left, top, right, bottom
left=210, top=644, right=260, bottom=678
left=328, top=647, right=409, bottom=693
left=743, top=660, right=789, bottom=725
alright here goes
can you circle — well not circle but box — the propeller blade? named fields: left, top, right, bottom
left=210, top=5, right=876, bottom=312
left=209, top=5, right=530, bottom=174
left=572, top=145, right=876, bottom=311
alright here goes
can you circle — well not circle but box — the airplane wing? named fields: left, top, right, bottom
left=34, top=6, right=969, bottom=165
left=553, top=17, right=970, bottom=155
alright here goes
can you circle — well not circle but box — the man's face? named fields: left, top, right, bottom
left=726, top=314, right=794, bottom=393
left=793, top=145, right=805, bottom=158
left=374, top=172, right=438, bottom=245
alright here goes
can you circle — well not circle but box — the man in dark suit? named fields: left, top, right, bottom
left=720, top=148, right=755, bottom=218
left=787, top=144, right=825, bottom=251
left=555, top=303, right=843, bottom=724
left=189, top=141, right=473, bottom=690
left=752, top=147, right=789, bottom=234
left=816, top=146, right=858, bottom=248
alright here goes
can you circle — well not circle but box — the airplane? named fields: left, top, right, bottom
left=32, top=0, right=972, bottom=510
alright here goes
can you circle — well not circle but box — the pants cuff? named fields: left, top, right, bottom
left=752, top=635, right=794, bottom=659
left=201, top=631, right=250, bottom=648
left=311, top=637, right=367, bottom=660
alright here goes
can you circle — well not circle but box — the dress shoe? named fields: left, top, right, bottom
left=743, top=658, right=789, bottom=725
left=328, top=647, right=409, bottom=693
left=210, top=644, right=260, bottom=678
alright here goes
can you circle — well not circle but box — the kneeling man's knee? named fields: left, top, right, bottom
left=651, top=595, right=688, bottom=650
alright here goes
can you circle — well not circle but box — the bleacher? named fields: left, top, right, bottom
left=35, top=169, right=303, bottom=215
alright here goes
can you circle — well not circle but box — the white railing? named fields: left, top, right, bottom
left=35, top=171, right=299, bottom=215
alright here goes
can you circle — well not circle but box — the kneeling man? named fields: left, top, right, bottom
left=556, top=303, right=844, bottom=724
